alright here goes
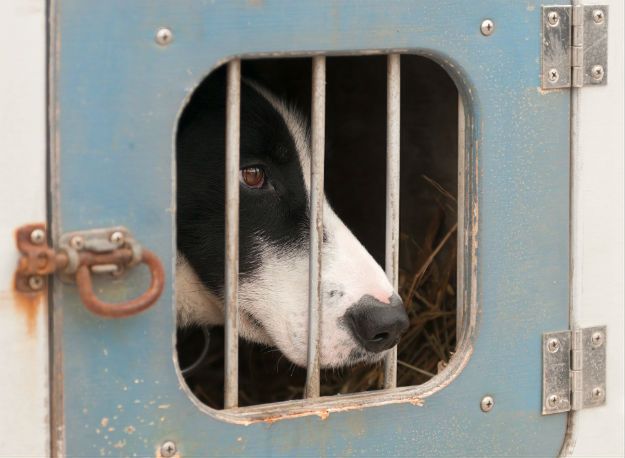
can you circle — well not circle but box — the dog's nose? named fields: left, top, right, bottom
left=346, top=294, right=409, bottom=353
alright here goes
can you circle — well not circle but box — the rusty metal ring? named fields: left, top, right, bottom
left=75, top=249, right=165, bottom=318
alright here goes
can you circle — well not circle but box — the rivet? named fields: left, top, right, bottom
left=592, top=387, right=604, bottom=400
left=70, top=236, right=85, bottom=250
left=547, top=11, right=560, bottom=27
left=547, top=394, right=559, bottom=408
left=547, top=337, right=560, bottom=353
left=480, top=19, right=495, bottom=36
left=591, top=65, right=605, bottom=81
left=30, top=228, right=46, bottom=245
left=160, top=440, right=177, bottom=457
left=480, top=395, right=494, bottom=412
left=548, top=68, right=560, bottom=83
left=155, top=27, right=173, bottom=46
left=591, top=331, right=604, bottom=348
left=28, top=275, right=44, bottom=291
left=110, top=231, right=125, bottom=246
left=592, top=9, right=605, bottom=24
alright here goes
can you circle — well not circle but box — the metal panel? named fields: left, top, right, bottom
left=0, top=1, right=49, bottom=456
left=564, top=2, right=623, bottom=455
left=51, top=1, right=570, bottom=455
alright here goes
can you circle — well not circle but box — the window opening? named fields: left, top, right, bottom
left=176, top=54, right=460, bottom=410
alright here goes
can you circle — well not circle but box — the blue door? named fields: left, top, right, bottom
left=51, top=1, right=570, bottom=455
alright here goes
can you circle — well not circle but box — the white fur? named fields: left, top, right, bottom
left=176, top=83, right=396, bottom=368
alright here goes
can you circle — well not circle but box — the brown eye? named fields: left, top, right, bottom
left=240, top=166, right=265, bottom=188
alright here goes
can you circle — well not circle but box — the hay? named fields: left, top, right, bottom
left=178, top=176, right=457, bottom=409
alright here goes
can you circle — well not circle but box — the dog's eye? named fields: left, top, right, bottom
left=240, top=166, right=265, bottom=189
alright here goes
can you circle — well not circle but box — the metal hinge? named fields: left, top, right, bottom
left=542, top=5, right=608, bottom=89
left=542, top=326, right=606, bottom=415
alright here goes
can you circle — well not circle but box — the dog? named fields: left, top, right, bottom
left=176, top=66, right=409, bottom=369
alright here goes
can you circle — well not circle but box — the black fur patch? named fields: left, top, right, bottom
left=176, top=67, right=310, bottom=296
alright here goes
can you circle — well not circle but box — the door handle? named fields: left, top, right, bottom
left=15, top=223, right=165, bottom=318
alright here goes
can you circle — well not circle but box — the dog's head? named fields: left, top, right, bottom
left=176, top=67, right=409, bottom=368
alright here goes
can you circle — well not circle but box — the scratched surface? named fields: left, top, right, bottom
left=52, top=1, right=570, bottom=456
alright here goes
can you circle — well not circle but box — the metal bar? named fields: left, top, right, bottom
left=384, top=53, right=401, bottom=389
left=305, top=55, right=326, bottom=398
left=224, top=59, right=241, bottom=409
left=456, top=94, right=466, bottom=342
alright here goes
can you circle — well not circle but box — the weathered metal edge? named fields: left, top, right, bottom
left=48, top=0, right=65, bottom=456
left=170, top=51, right=480, bottom=426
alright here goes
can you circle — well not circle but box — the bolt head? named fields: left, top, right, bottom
left=591, top=65, right=605, bottom=81
left=30, top=228, right=46, bottom=245
left=547, top=11, right=560, bottom=27
left=110, top=231, right=125, bottom=246
left=480, top=395, right=494, bottom=412
left=70, top=236, right=85, bottom=250
left=592, top=387, right=604, bottom=400
left=547, top=337, right=560, bottom=353
left=591, top=331, right=604, bottom=348
left=155, top=27, right=173, bottom=46
left=480, top=19, right=495, bottom=36
left=547, top=394, right=559, bottom=408
left=547, top=68, right=560, bottom=83
left=592, top=9, right=605, bottom=24
left=28, top=275, right=44, bottom=291
left=160, top=440, right=177, bottom=457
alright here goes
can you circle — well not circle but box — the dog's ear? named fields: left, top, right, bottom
left=178, top=65, right=227, bottom=137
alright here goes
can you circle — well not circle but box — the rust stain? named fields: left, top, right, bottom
left=6, top=223, right=47, bottom=335
left=257, top=396, right=424, bottom=426
left=6, top=281, right=44, bottom=336
left=317, top=409, right=330, bottom=420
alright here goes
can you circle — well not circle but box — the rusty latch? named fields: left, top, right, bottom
left=15, top=223, right=165, bottom=318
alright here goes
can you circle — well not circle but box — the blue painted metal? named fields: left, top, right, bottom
left=52, top=1, right=570, bottom=456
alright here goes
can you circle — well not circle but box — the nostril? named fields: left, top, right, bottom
left=372, top=332, right=390, bottom=342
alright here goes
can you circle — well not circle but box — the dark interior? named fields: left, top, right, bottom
left=177, top=55, right=459, bottom=408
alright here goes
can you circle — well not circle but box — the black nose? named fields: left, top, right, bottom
left=345, top=294, right=409, bottom=353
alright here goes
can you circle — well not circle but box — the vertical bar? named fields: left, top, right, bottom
left=456, top=94, right=466, bottom=342
left=384, top=53, right=401, bottom=389
left=224, top=59, right=241, bottom=409
left=305, top=55, right=326, bottom=398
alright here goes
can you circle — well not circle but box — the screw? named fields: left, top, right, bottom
left=547, top=337, right=560, bottom=353
left=592, top=9, right=605, bottom=24
left=591, top=65, right=605, bottom=81
left=110, top=231, right=125, bottom=246
left=155, top=27, right=173, bottom=46
left=591, top=331, right=604, bottom=348
left=70, top=236, right=85, bottom=250
left=547, top=68, right=560, bottom=83
left=480, top=19, right=495, bottom=36
left=28, top=275, right=44, bottom=291
left=160, top=440, right=177, bottom=457
left=547, top=394, right=559, bottom=409
left=30, top=228, right=46, bottom=245
left=480, top=395, right=494, bottom=412
left=592, top=387, right=604, bottom=400
left=547, top=11, right=560, bottom=27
